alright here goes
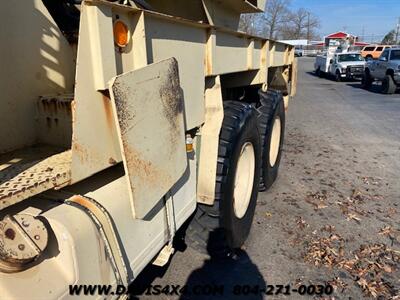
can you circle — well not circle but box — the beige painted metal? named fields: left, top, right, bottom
left=197, top=76, right=224, bottom=205
left=142, top=0, right=266, bottom=29
left=71, top=3, right=122, bottom=184
left=36, top=95, right=74, bottom=148
left=141, top=14, right=207, bottom=129
left=269, top=117, right=281, bottom=167
left=0, top=0, right=75, bottom=153
left=68, top=0, right=294, bottom=187
left=233, top=142, right=255, bottom=219
left=291, top=58, right=298, bottom=97
left=109, top=58, right=187, bottom=219
left=86, top=4, right=118, bottom=90
left=0, top=147, right=71, bottom=210
left=66, top=195, right=128, bottom=285
left=0, top=0, right=297, bottom=296
left=153, top=193, right=176, bottom=267
left=202, top=0, right=263, bottom=30
left=282, top=67, right=290, bottom=110
left=144, top=0, right=209, bottom=23
left=0, top=214, right=48, bottom=273
left=206, top=30, right=265, bottom=77
left=0, top=204, right=116, bottom=299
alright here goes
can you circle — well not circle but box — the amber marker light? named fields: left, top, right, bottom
left=113, top=20, right=129, bottom=47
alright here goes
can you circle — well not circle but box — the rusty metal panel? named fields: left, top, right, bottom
left=71, top=2, right=122, bottom=184
left=109, top=58, right=187, bottom=219
left=0, top=147, right=71, bottom=210
left=36, top=95, right=73, bottom=148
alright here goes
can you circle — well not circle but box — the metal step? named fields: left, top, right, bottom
left=0, top=146, right=71, bottom=210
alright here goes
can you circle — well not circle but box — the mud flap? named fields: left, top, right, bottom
left=109, top=58, right=187, bottom=219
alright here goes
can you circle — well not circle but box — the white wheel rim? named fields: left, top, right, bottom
left=269, top=117, right=281, bottom=167
left=233, top=142, right=255, bottom=219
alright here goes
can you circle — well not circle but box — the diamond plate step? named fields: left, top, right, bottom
left=0, top=146, right=71, bottom=210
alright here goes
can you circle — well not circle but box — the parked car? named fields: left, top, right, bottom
left=315, top=52, right=366, bottom=81
left=362, top=47, right=400, bottom=94
left=361, top=45, right=391, bottom=60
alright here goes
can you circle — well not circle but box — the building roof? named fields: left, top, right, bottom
left=326, top=31, right=352, bottom=39
left=278, top=39, right=308, bottom=46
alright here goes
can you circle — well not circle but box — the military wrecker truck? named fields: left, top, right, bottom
left=0, top=0, right=297, bottom=298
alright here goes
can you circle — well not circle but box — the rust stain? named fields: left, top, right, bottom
left=5, top=228, right=15, bottom=240
left=72, top=141, right=89, bottom=163
left=69, top=195, right=96, bottom=208
left=46, top=117, right=52, bottom=128
left=124, top=145, right=170, bottom=190
left=108, top=157, right=117, bottom=165
left=158, top=60, right=184, bottom=148
left=69, top=195, right=97, bottom=211
left=101, top=91, right=114, bottom=130
left=39, top=97, right=73, bottom=119
left=71, top=100, right=76, bottom=125
left=112, top=82, right=135, bottom=136
left=205, top=48, right=212, bottom=76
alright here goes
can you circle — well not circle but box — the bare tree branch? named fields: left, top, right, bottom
left=240, top=1, right=320, bottom=41
left=264, top=0, right=291, bottom=39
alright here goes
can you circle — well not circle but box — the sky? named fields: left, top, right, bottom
left=290, top=0, right=400, bottom=42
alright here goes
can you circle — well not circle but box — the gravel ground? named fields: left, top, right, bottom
left=131, top=57, right=400, bottom=300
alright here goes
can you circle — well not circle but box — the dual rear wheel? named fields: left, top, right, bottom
left=186, top=91, right=285, bottom=256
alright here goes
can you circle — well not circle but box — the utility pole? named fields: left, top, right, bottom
left=306, top=12, right=311, bottom=43
left=395, top=17, right=400, bottom=44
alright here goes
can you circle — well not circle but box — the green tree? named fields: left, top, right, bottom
left=381, top=30, right=395, bottom=45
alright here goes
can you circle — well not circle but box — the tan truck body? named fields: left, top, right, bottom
left=0, top=1, right=297, bottom=298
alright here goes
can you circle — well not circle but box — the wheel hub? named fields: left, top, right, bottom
left=233, top=142, right=255, bottom=219
left=269, top=117, right=281, bottom=167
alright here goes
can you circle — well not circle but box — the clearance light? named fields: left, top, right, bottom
left=186, top=135, right=194, bottom=153
left=113, top=20, right=129, bottom=48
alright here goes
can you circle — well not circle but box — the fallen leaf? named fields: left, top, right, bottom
left=357, top=278, right=368, bottom=289
left=379, top=226, right=393, bottom=236
left=346, top=213, right=361, bottom=223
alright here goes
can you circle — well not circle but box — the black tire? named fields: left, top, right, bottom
left=257, top=90, right=285, bottom=191
left=361, top=70, right=373, bottom=89
left=186, top=101, right=261, bottom=256
left=382, top=75, right=396, bottom=94
left=335, top=70, right=341, bottom=82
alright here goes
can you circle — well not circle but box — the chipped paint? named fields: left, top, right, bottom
left=109, top=58, right=187, bottom=219
left=67, top=195, right=128, bottom=285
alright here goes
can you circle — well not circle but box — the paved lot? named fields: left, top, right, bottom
left=131, top=57, right=400, bottom=299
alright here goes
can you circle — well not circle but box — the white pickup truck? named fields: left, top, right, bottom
left=362, top=48, right=400, bottom=94
left=315, top=52, right=366, bottom=81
